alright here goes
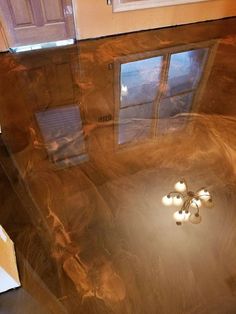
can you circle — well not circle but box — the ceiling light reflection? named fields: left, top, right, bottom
left=163, top=179, right=213, bottom=225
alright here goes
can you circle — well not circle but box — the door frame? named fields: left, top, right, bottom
left=0, top=11, right=9, bottom=51
left=71, top=0, right=80, bottom=40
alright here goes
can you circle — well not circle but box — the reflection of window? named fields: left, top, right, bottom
left=118, top=56, right=162, bottom=144
left=116, top=42, right=216, bottom=147
left=158, top=48, right=208, bottom=133
left=36, top=106, right=88, bottom=168
left=165, top=49, right=208, bottom=96
left=112, top=0, right=209, bottom=12
left=157, top=93, right=195, bottom=134
left=120, top=56, right=163, bottom=107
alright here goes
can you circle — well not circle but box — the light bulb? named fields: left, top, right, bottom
left=183, top=211, right=191, bottom=221
left=198, top=189, right=211, bottom=201
left=189, top=213, right=202, bottom=224
left=173, top=210, right=190, bottom=223
left=174, top=181, right=186, bottom=192
left=173, top=195, right=183, bottom=206
left=190, top=198, right=202, bottom=208
left=173, top=211, right=185, bottom=223
left=162, top=195, right=173, bottom=206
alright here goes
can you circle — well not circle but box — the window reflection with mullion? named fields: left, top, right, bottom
left=157, top=48, right=209, bottom=134
left=119, top=55, right=163, bottom=145
left=118, top=45, right=210, bottom=146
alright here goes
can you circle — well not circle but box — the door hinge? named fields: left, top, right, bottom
left=107, top=0, right=112, bottom=5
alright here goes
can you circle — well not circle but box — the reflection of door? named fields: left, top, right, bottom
left=0, top=0, right=75, bottom=47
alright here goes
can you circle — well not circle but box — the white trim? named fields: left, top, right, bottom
left=0, top=226, right=7, bottom=242
left=113, top=0, right=212, bottom=12
left=0, top=19, right=10, bottom=51
left=11, top=39, right=74, bottom=53
left=71, top=0, right=80, bottom=40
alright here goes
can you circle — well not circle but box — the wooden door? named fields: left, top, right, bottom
left=0, top=0, right=75, bottom=47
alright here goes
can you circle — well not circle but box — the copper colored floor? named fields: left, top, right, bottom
left=0, top=18, right=236, bottom=314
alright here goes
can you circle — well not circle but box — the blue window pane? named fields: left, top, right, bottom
left=120, top=56, right=163, bottom=108
left=165, top=48, right=208, bottom=96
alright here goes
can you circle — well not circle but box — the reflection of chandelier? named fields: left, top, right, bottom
left=162, top=179, right=213, bottom=225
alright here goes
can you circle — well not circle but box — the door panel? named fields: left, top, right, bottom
left=42, top=0, right=64, bottom=23
left=8, top=0, right=34, bottom=26
left=0, top=0, right=75, bottom=47
left=30, top=0, right=45, bottom=26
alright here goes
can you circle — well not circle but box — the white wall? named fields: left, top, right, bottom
left=74, top=0, right=236, bottom=39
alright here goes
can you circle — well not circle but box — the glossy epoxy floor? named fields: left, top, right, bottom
left=0, top=18, right=236, bottom=314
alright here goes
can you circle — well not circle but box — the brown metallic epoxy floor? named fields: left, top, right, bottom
left=0, top=18, right=236, bottom=314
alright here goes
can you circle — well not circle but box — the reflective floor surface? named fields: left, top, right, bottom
left=0, top=17, right=236, bottom=314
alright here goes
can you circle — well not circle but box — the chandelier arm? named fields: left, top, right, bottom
left=192, top=200, right=200, bottom=215
left=181, top=202, right=187, bottom=212
left=168, top=191, right=185, bottom=197
left=181, top=198, right=191, bottom=212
